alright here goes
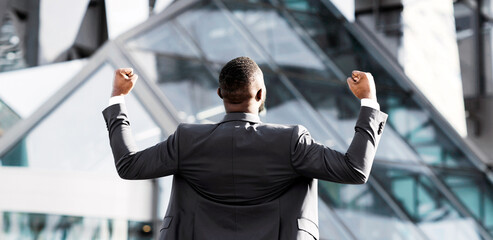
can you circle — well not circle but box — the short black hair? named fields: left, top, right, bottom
left=219, top=56, right=261, bottom=104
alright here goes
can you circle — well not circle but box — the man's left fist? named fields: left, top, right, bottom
left=112, top=68, right=138, bottom=97
left=347, top=70, right=376, bottom=100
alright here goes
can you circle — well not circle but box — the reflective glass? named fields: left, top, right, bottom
left=129, top=51, right=224, bottom=123
left=438, top=170, right=493, bottom=232
left=0, top=63, right=162, bottom=172
left=158, top=176, right=173, bottom=218
left=0, top=139, right=28, bottom=166
left=0, top=60, right=87, bottom=118
left=1, top=212, right=113, bottom=239
left=319, top=180, right=425, bottom=240
left=127, top=21, right=200, bottom=58
left=126, top=17, right=224, bottom=123
left=0, top=99, right=20, bottom=136
left=128, top=221, right=153, bottom=240
left=223, top=0, right=420, bottom=163
left=175, top=3, right=265, bottom=64
left=318, top=198, right=352, bottom=240
left=385, top=99, right=473, bottom=168
left=372, top=163, right=483, bottom=239
left=280, top=2, right=474, bottom=170
left=479, top=23, right=493, bottom=95
left=454, top=1, right=477, bottom=97
left=487, top=196, right=493, bottom=236
left=277, top=0, right=320, bottom=13
left=287, top=73, right=421, bottom=163
left=258, top=67, right=341, bottom=149
left=224, top=1, right=327, bottom=77
left=242, top=1, right=493, bottom=237
left=480, top=3, right=493, bottom=93
left=0, top=16, right=27, bottom=72
left=480, top=24, right=493, bottom=96
left=131, top=52, right=342, bottom=150
left=273, top=5, right=493, bottom=233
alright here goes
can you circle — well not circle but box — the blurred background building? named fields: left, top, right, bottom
left=0, top=0, right=492, bottom=239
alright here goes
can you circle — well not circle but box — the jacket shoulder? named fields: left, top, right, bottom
left=175, top=122, right=221, bottom=137
left=258, top=122, right=299, bottom=130
left=259, top=123, right=308, bottom=135
left=177, top=122, right=217, bottom=130
left=176, top=122, right=305, bottom=136
left=257, top=123, right=308, bottom=142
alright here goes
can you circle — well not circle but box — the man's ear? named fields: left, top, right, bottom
left=255, top=89, right=263, bottom=101
left=217, top=88, right=223, bottom=99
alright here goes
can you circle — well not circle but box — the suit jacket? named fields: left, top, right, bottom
left=103, top=104, right=388, bottom=240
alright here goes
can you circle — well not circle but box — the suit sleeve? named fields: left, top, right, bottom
left=290, top=106, right=388, bottom=184
left=103, top=103, right=179, bottom=180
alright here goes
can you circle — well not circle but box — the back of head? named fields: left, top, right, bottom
left=219, top=56, right=261, bottom=104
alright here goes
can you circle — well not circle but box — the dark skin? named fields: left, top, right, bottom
left=347, top=70, right=377, bottom=100
left=111, top=68, right=138, bottom=97
left=112, top=68, right=376, bottom=114
left=217, top=87, right=264, bottom=114
left=217, top=69, right=266, bottom=114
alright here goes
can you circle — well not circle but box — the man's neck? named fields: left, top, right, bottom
left=223, top=102, right=259, bottom=115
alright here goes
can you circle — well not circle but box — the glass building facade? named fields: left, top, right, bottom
left=0, top=0, right=492, bottom=239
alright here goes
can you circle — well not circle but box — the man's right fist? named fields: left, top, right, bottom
left=112, top=68, right=138, bottom=97
left=347, top=70, right=377, bottom=100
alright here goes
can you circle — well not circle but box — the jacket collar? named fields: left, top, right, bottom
left=220, top=112, right=261, bottom=124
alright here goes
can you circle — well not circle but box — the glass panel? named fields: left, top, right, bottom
left=131, top=50, right=343, bottom=150
left=0, top=59, right=86, bottom=118
left=0, top=63, right=162, bottom=172
left=0, top=15, right=27, bottom=73
left=372, top=163, right=483, bottom=240
left=281, top=3, right=473, bottom=169
left=128, top=221, right=153, bottom=240
left=0, top=139, right=28, bottom=166
left=129, top=51, right=223, bottom=123
left=0, top=99, right=20, bottom=136
left=318, top=198, right=352, bottom=240
left=224, top=1, right=327, bottom=77
left=482, top=23, right=493, bottom=95
left=258, top=66, right=340, bottom=149
left=319, top=180, right=425, bottom=240
left=175, top=3, right=264, bottom=64
left=126, top=21, right=200, bottom=58
left=438, top=170, right=493, bottom=231
left=481, top=0, right=493, bottom=100
left=225, top=1, right=493, bottom=237
left=271, top=4, right=493, bottom=233
left=386, top=100, right=473, bottom=169
left=288, top=74, right=421, bottom=163
left=487, top=196, right=493, bottom=235
left=277, top=0, right=320, bottom=13
left=1, top=212, right=113, bottom=239
left=454, top=1, right=477, bottom=97
left=223, top=0, right=420, bottom=163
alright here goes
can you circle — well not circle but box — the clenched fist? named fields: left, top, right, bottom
left=112, top=68, right=138, bottom=97
left=347, top=70, right=376, bottom=100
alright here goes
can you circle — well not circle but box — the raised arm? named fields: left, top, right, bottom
left=103, top=68, right=179, bottom=180
left=291, top=71, right=388, bottom=184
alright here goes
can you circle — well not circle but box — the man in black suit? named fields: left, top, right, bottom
left=103, top=57, right=387, bottom=240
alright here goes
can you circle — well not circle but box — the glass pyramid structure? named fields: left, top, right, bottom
left=1, top=0, right=492, bottom=239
